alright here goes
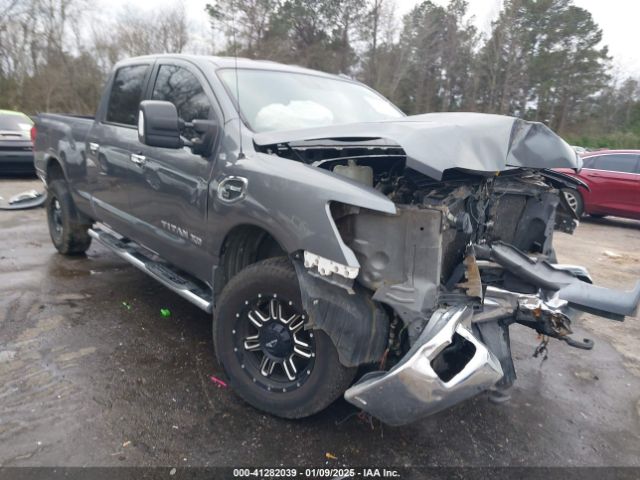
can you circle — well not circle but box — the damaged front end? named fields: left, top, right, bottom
left=339, top=175, right=639, bottom=425
left=258, top=113, right=640, bottom=426
left=345, top=306, right=504, bottom=426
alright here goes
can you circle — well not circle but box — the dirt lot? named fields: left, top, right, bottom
left=1, top=177, right=639, bottom=468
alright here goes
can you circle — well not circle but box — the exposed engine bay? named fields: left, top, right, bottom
left=257, top=128, right=640, bottom=425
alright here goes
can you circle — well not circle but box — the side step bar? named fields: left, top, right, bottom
left=88, top=227, right=213, bottom=313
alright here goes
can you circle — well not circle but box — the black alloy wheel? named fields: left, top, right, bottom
left=213, top=257, right=357, bottom=419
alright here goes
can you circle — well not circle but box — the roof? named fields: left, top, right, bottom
left=116, top=54, right=350, bottom=82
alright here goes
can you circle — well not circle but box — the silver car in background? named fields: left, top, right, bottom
left=0, top=110, right=35, bottom=175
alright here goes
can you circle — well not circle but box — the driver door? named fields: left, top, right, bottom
left=126, top=60, right=220, bottom=281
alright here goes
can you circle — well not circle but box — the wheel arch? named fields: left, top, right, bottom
left=45, top=155, right=67, bottom=184
left=44, top=154, right=93, bottom=224
left=214, top=223, right=287, bottom=298
left=213, top=222, right=390, bottom=368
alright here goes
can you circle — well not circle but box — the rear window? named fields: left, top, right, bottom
left=0, top=112, right=33, bottom=131
left=587, top=154, right=639, bottom=174
left=106, top=65, right=150, bottom=126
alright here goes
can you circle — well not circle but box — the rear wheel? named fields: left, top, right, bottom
left=213, top=257, right=357, bottom=419
left=562, top=188, right=584, bottom=218
left=46, top=180, right=92, bottom=255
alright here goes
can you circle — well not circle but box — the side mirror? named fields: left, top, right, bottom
left=138, top=100, right=218, bottom=157
left=138, top=100, right=182, bottom=149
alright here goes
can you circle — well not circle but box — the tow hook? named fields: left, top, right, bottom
left=560, top=336, right=594, bottom=350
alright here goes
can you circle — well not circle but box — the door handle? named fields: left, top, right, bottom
left=130, top=153, right=146, bottom=166
left=88, top=142, right=100, bottom=154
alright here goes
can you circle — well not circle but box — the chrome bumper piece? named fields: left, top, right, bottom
left=344, top=306, right=504, bottom=426
left=345, top=243, right=640, bottom=426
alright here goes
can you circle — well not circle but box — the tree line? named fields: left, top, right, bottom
left=1, top=0, right=639, bottom=148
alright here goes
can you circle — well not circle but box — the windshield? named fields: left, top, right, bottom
left=0, top=111, right=33, bottom=132
left=218, top=68, right=404, bottom=133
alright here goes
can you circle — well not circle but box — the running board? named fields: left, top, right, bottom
left=88, top=227, right=213, bottom=313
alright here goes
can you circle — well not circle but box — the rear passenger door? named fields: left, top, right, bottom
left=125, top=59, right=219, bottom=281
left=85, top=62, right=153, bottom=237
left=582, top=154, right=639, bottom=217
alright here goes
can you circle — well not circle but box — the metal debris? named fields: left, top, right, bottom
left=0, top=189, right=46, bottom=210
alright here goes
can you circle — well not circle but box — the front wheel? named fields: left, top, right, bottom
left=213, top=257, right=357, bottom=419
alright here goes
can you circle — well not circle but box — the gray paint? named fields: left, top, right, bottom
left=254, top=112, right=582, bottom=180
left=34, top=55, right=584, bottom=287
left=31, top=54, right=625, bottom=318
left=34, top=55, right=398, bottom=282
left=31, top=54, right=640, bottom=423
left=476, top=242, right=640, bottom=320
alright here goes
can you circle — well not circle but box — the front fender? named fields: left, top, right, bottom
left=211, top=152, right=396, bottom=268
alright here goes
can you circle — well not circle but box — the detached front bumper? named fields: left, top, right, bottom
left=344, top=306, right=504, bottom=426
left=344, top=242, right=640, bottom=425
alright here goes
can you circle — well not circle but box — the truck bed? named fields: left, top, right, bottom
left=36, top=113, right=94, bottom=134
left=33, top=113, right=95, bottom=178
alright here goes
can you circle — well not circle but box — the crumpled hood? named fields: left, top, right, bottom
left=253, top=112, right=581, bottom=180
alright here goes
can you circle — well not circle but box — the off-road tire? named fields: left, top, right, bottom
left=213, top=257, right=357, bottom=419
left=46, top=180, right=92, bottom=255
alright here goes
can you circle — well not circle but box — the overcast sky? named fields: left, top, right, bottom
left=97, top=0, right=640, bottom=79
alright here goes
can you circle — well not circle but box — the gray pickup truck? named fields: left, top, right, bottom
left=34, top=54, right=640, bottom=425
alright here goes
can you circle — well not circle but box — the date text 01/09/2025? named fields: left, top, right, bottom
left=232, top=468, right=401, bottom=478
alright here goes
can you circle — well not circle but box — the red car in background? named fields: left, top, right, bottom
left=556, top=150, right=640, bottom=220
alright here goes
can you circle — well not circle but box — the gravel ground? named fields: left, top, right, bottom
left=0, top=177, right=639, bottom=468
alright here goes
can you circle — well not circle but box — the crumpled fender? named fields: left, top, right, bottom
left=212, top=152, right=396, bottom=268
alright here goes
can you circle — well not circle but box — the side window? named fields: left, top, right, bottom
left=594, top=154, right=638, bottom=174
left=106, top=65, right=150, bottom=126
left=581, top=156, right=597, bottom=169
left=152, top=65, right=211, bottom=139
